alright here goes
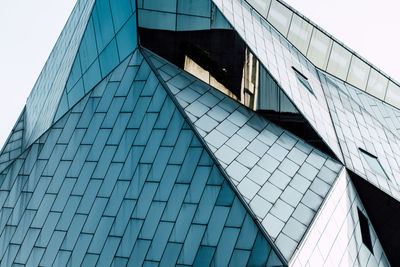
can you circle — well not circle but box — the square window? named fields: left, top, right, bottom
left=359, top=148, right=389, bottom=180
left=292, top=66, right=314, bottom=95
left=357, top=208, right=373, bottom=253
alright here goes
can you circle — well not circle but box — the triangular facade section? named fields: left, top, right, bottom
left=144, top=48, right=343, bottom=261
left=291, top=169, right=390, bottom=266
left=0, top=48, right=285, bottom=266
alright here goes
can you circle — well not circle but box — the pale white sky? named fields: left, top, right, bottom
left=1, top=0, right=400, bottom=149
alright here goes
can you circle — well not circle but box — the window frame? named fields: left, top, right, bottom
left=291, top=66, right=315, bottom=95
left=359, top=148, right=390, bottom=180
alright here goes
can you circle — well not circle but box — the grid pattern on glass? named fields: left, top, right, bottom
left=54, top=0, right=138, bottom=124
left=212, top=0, right=343, bottom=162
left=0, top=50, right=285, bottom=267
left=292, top=67, right=314, bottom=96
left=291, top=170, right=389, bottom=267
left=359, top=149, right=389, bottom=180
left=243, top=0, right=400, bottom=110
left=325, top=74, right=400, bottom=138
left=357, top=208, right=374, bottom=253
left=24, top=0, right=96, bottom=150
left=0, top=109, right=25, bottom=173
left=319, top=71, right=400, bottom=201
left=145, top=49, right=344, bottom=261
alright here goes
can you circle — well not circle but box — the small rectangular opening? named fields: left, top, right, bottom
left=291, top=66, right=314, bottom=95
left=359, top=148, right=389, bottom=180
left=357, top=208, right=373, bottom=253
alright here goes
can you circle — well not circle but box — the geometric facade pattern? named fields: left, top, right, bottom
left=1, top=0, right=399, bottom=266
left=0, top=50, right=284, bottom=266
left=145, top=49, right=344, bottom=260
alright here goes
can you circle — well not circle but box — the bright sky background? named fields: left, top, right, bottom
left=1, top=0, right=400, bottom=149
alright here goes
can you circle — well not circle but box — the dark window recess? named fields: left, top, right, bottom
left=139, top=27, right=246, bottom=100
left=292, top=66, right=314, bottom=95
left=359, top=148, right=389, bottom=180
left=257, top=110, right=338, bottom=160
left=358, top=208, right=374, bottom=253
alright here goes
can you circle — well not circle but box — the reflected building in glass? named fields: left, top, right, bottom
left=0, top=0, right=399, bottom=266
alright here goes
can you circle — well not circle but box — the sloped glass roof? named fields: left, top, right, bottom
left=244, top=0, right=400, bottom=109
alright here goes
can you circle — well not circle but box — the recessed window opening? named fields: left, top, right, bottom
left=291, top=66, right=314, bottom=95
left=357, top=208, right=374, bottom=253
left=359, top=148, right=389, bottom=180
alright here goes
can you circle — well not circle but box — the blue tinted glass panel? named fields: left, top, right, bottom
left=110, top=0, right=133, bottom=32
left=93, top=0, right=115, bottom=52
left=116, top=15, right=138, bottom=61
left=99, top=39, right=120, bottom=76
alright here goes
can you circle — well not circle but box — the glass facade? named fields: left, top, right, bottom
left=244, top=0, right=400, bottom=110
left=0, top=0, right=399, bottom=266
left=0, top=49, right=284, bottom=266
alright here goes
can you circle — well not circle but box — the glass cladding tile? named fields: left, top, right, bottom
left=146, top=48, right=343, bottom=262
left=287, top=13, right=312, bottom=55
left=0, top=50, right=284, bottom=266
left=138, top=9, right=177, bottom=31
left=347, top=56, right=371, bottom=91
left=306, top=29, right=332, bottom=70
left=326, top=42, right=352, bottom=80
left=110, top=0, right=133, bottom=32
left=366, top=68, right=389, bottom=99
left=267, top=0, right=292, bottom=37
left=385, top=81, right=400, bottom=108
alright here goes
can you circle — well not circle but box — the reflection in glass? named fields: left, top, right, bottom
left=326, top=42, right=351, bottom=80
left=306, top=29, right=332, bottom=70
left=385, top=81, right=400, bottom=108
left=346, top=56, right=370, bottom=90
left=287, top=14, right=313, bottom=55
left=366, top=69, right=388, bottom=99
left=267, top=0, right=293, bottom=37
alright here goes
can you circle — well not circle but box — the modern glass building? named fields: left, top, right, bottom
left=0, top=0, right=399, bottom=266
